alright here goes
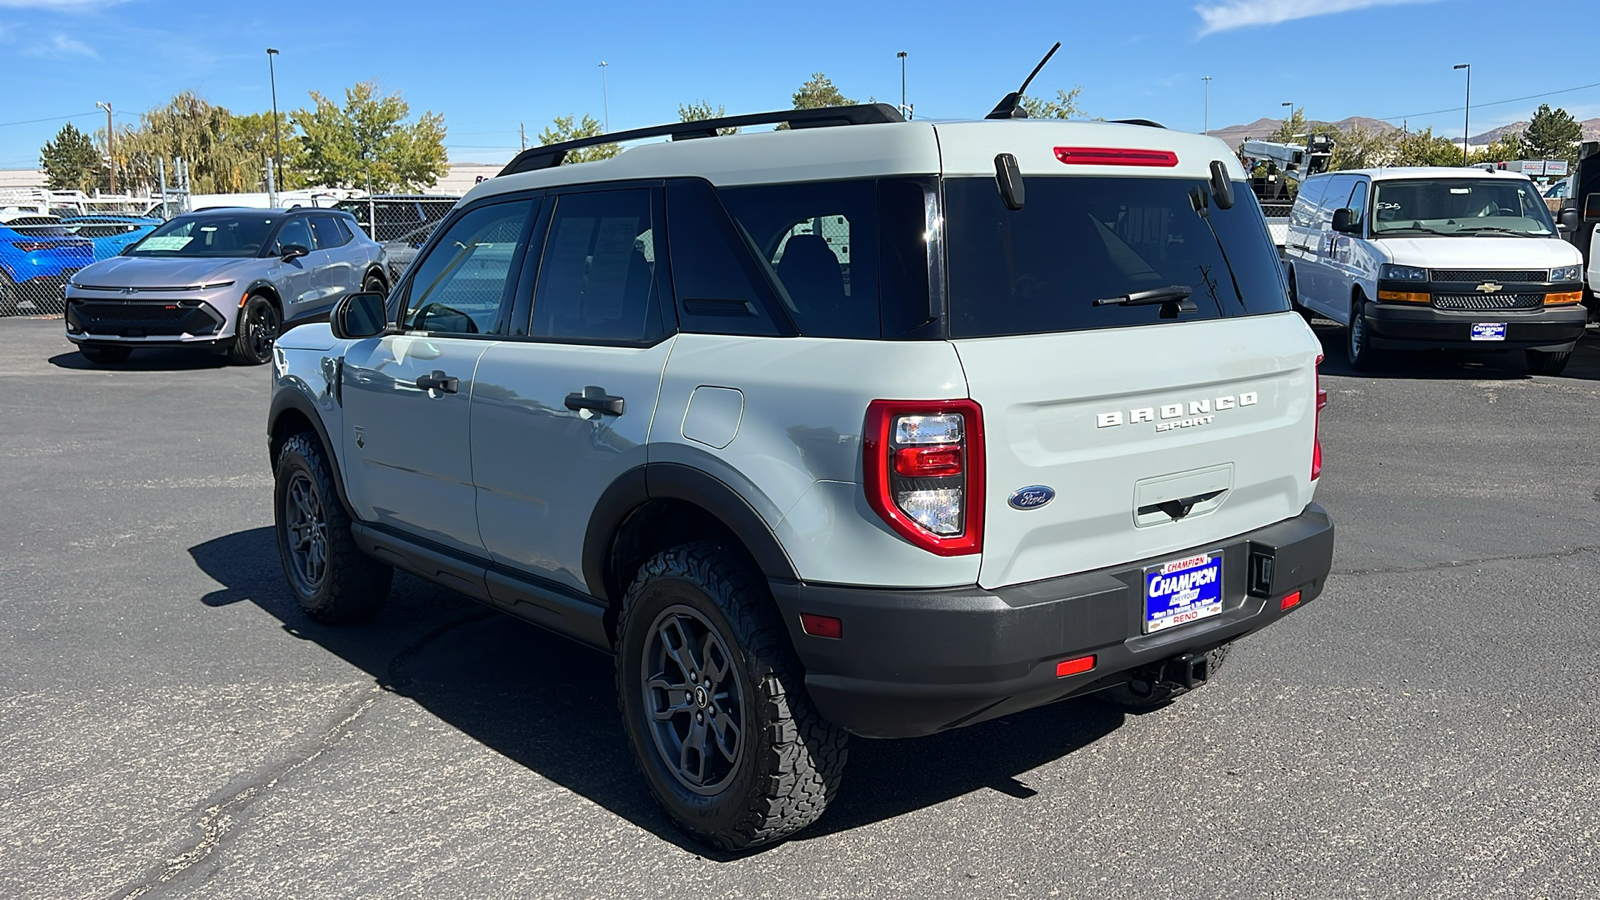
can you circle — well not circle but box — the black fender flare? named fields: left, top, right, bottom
left=581, top=462, right=799, bottom=604
left=267, top=386, right=354, bottom=518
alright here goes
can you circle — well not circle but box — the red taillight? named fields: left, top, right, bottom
left=1312, top=354, right=1327, bottom=480
left=893, top=445, right=963, bottom=477
left=799, top=613, right=843, bottom=639
left=1055, top=655, right=1096, bottom=677
left=864, top=399, right=984, bottom=556
left=1280, top=591, right=1303, bottom=611
left=1054, top=147, right=1179, bottom=167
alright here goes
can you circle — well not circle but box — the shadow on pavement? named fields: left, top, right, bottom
left=49, top=348, right=231, bottom=371
left=1310, top=319, right=1600, bottom=381
left=189, top=526, right=1125, bottom=855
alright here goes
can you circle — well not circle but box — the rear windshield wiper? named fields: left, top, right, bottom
left=1094, top=286, right=1198, bottom=317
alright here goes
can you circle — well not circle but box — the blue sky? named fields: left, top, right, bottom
left=1, top=0, right=1596, bottom=170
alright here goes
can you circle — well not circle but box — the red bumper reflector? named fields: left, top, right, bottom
left=1280, top=591, right=1303, bottom=611
left=1054, top=146, right=1179, bottom=167
left=799, top=613, right=843, bottom=639
left=1055, top=655, right=1096, bottom=677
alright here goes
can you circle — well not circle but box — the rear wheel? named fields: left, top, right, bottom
left=80, top=344, right=132, bottom=364
left=1525, top=349, right=1571, bottom=376
left=616, top=539, right=848, bottom=850
left=229, top=294, right=279, bottom=366
left=362, top=272, right=387, bottom=296
left=274, top=433, right=391, bottom=623
left=1097, top=644, right=1231, bottom=711
left=1346, top=293, right=1381, bottom=371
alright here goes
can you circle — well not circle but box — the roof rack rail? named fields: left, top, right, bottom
left=499, top=103, right=906, bottom=176
left=1111, top=118, right=1166, bottom=129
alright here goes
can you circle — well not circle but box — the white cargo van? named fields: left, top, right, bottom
left=1285, top=167, right=1587, bottom=374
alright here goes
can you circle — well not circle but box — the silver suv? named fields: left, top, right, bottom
left=65, top=207, right=387, bottom=365
left=267, top=104, right=1335, bottom=850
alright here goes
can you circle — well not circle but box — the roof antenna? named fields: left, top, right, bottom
left=986, top=42, right=1062, bottom=120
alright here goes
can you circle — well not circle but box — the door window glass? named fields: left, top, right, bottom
left=1345, top=180, right=1368, bottom=230
left=309, top=215, right=351, bottom=248
left=402, top=200, right=533, bottom=335
left=664, top=179, right=787, bottom=336
left=530, top=189, right=667, bottom=343
left=273, top=218, right=313, bottom=254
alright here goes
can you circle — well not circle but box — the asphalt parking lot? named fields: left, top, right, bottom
left=2, top=316, right=1597, bottom=899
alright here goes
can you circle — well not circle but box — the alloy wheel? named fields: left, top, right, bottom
left=283, top=471, right=328, bottom=594
left=640, top=605, right=746, bottom=795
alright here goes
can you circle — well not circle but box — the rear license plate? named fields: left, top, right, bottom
left=1144, top=553, right=1223, bottom=634
left=1471, top=323, right=1507, bottom=341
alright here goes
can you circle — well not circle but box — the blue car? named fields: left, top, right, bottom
left=61, top=215, right=161, bottom=260
left=0, top=215, right=94, bottom=315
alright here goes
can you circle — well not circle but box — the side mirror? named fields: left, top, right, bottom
left=330, top=291, right=389, bottom=340
left=1331, top=207, right=1360, bottom=235
left=280, top=243, right=310, bottom=262
left=1557, top=207, right=1581, bottom=232
left=1584, top=193, right=1600, bottom=224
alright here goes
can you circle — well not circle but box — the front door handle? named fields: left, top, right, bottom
left=415, top=370, right=459, bottom=394
left=565, top=386, right=625, bottom=416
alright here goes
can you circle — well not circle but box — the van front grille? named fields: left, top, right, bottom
left=1430, top=269, right=1545, bottom=283
left=1431, top=293, right=1543, bottom=311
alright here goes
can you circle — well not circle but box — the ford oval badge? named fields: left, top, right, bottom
left=1008, top=485, right=1055, bottom=510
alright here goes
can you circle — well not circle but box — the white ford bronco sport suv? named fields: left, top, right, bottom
left=268, top=100, right=1335, bottom=849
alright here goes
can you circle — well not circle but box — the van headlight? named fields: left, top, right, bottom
left=1549, top=265, right=1581, bottom=283
left=1379, top=264, right=1428, bottom=282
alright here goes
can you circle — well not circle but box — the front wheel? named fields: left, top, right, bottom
left=1525, top=349, right=1571, bottom=376
left=229, top=295, right=280, bottom=366
left=615, top=540, right=848, bottom=850
left=1346, top=294, right=1381, bottom=371
left=274, top=433, right=391, bottom=623
left=362, top=273, right=388, bottom=296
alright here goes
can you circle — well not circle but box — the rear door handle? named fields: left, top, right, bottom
left=565, top=387, right=625, bottom=416
left=415, top=370, right=459, bottom=394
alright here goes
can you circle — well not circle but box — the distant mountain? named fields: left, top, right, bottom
left=1206, top=116, right=1397, bottom=148
left=1206, top=115, right=1600, bottom=150
left=1469, top=118, right=1600, bottom=145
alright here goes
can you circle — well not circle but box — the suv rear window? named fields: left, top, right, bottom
left=944, top=176, right=1289, bottom=338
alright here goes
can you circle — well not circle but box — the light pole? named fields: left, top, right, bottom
left=1201, top=75, right=1212, bottom=134
left=95, top=101, right=114, bottom=193
left=897, top=51, right=908, bottom=119
left=1454, top=63, right=1471, bottom=165
left=599, top=61, right=610, bottom=132
left=267, top=48, right=282, bottom=201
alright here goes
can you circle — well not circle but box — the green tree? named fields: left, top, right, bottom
left=679, top=100, right=738, bottom=136
left=537, top=114, right=618, bottom=164
left=1328, top=125, right=1394, bottom=170
left=1019, top=87, right=1087, bottom=119
left=294, top=82, right=449, bottom=191
left=1477, top=130, right=1528, bottom=163
left=1390, top=127, right=1463, bottom=167
left=109, top=92, right=262, bottom=194
left=1522, top=104, right=1582, bottom=164
left=792, top=73, right=854, bottom=109
left=229, top=110, right=307, bottom=189
left=39, top=122, right=104, bottom=192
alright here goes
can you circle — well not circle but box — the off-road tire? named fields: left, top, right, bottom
left=273, top=432, right=391, bottom=623
left=1096, top=643, right=1232, bottom=711
left=80, top=344, right=132, bottom=364
left=615, top=539, right=848, bottom=850
left=229, top=294, right=280, bottom=366
left=1525, top=349, right=1571, bottom=376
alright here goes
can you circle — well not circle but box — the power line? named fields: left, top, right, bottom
left=0, top=111, right=100, bottom=128
left=1376, top=80, right=1600, bottom=123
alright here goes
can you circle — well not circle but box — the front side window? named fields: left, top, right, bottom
left=529, top=189, right=667, bottom=344
left=402, top=200, right=533, bottom=335
left=309, top=215, right=351, bottom=249
left=1371, top=179, right=1556, bottom=236
left=944, top=176, right=1289, bottom=338
left=1345, top=180, right=1369, bottom=230
left=273, top=218, right=314, bottom=255
left=124, top=214, right=276, bottom=258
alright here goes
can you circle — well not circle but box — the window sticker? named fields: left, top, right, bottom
left=138, top=236, right=193, bottom=251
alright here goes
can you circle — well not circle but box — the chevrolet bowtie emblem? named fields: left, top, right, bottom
left=1475, top=282, right=1503, bottom=294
